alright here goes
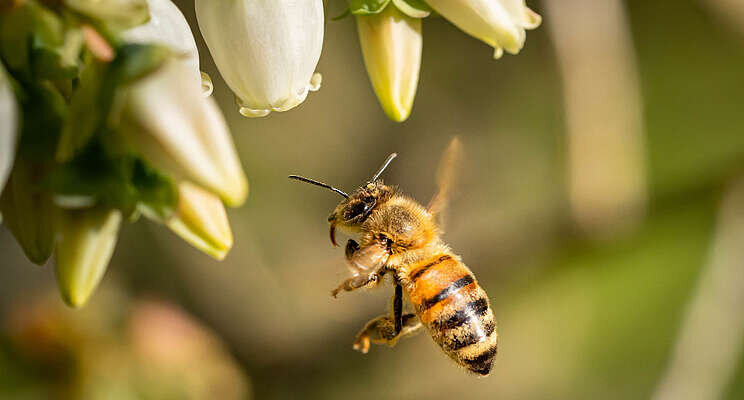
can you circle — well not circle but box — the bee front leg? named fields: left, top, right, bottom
left=331, top=240, right=387, bottom=298
left=331, top=273, right=381, bottom=298
left=352, top=313, right=423, bottom=354
left=345, top=239, right=360, bottom=259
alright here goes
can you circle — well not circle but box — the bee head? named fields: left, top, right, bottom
left=289, top=153, right=398, bottom=247
left=327, top=181, right=394, bottom=246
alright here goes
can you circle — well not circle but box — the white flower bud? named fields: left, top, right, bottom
left=195, top=0, right=324, bottom=117
left=121, top=60, right=248, bottom=207
left=55, top=208, right=122, bottom=308
left=121, top=0, right=213, bottom=95
left=357, top=5, right=422, bottom=122
left=425, top=0, right=541, bottom=58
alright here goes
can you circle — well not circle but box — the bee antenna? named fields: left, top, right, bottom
left=288, top=175, right=349, bottom=199
left=370, top=153, right=397, bottom=182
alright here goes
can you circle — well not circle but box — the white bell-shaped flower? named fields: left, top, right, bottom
left=425, top=0, right=541, bottom=58
left=121, top=0, right=213, bottom=95
left=195, top=0, right=324, bottom=117
left=0, top=67, right=17, bottom=194
left=121, top=60, right=248, bottom=207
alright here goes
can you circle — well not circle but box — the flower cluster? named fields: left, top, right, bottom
left=0, top=0, right=246, bottom=307
left=0, top=0, right=540, bottom=307
left=188, top=0, right=539, bottom=121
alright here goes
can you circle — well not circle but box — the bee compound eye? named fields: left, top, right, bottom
left=344, top=201, right=366, bottom=220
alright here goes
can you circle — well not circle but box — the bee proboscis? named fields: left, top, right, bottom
left=289, top=138, right=497, bottom=376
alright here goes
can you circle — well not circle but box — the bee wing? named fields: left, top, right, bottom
left=427, top=137, right=463, bottom=223
left=348, top=242, right=389, bottom=274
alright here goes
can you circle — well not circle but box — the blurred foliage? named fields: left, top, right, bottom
left=2, top=0, right=744, bottom=399
left=0, top=287, right=250, bottom=399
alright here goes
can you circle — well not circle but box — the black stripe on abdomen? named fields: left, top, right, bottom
left=421, top=275, right=474, bottom=310
left=432, top=298, right=489, bottom=330
left=410, top=255, right=452, bottom=282
left=463, top=345, right=498, bottom=376
left=444, top=320, right=495, bottom=351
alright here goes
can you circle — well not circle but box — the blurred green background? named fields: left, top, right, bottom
left=3, top=0, right=744, bottom=398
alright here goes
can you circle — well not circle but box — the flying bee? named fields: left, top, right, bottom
left=289, top=138, right=497, bottom=376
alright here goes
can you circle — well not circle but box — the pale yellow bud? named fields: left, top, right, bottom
left=357, top=5, right=422, bottom=122
left=55, top=208, right=122, bottom=308
left=166, top=182, right=233, bottom=260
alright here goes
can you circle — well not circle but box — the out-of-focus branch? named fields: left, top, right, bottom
left=652, top=178, right=744, bottom=400
left=545, top=0, right=647, bottom=237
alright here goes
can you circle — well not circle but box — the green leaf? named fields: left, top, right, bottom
left=332, top=8, right=351, bottom=21
left=32, top=27, right=84, bottom=80
left=392, top=0, right=432, bottom=18
left=48, top=141, right=177, bottom=220
left=131, top=159, right=177, bottom=220
left=349, top=0, right=391, bottom=15
left=47, top=143, right=140, bottom=216
left=18, top=81, right=67, bottom=161
left=113, top=43, right=170, bottom=84
left=56, top=55, right=106, bottom=162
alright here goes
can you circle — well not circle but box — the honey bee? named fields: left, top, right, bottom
left=289, top=138, right=497, bottom=376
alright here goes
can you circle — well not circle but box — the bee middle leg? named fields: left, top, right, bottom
left=353, top=285, right=423, bottom=354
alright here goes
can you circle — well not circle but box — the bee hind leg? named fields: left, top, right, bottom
left=353, top=313, right=423, bottom=354
left=353, top=285, right=422, bottom=354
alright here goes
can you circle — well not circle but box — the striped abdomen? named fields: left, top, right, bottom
left=405, top=254, right=498, bottom=375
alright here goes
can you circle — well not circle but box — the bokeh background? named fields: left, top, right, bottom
left=3, top=0, right=744, bottom=398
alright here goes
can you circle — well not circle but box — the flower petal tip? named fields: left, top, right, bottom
left=221, top=178, right=249, bottom=208
left=385, top=106, right=412, bottom=123
left=238, top=104, right=271, bottom=118
left=525, top=7, right=542, bottom=30
left=493, top=47, right=504, bottom=59
left=201, top=72, right=213, bottom=97
left=167, top=182, right=235, bottom=260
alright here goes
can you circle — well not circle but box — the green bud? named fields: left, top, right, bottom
left=0, top=161, right=56, bottom=265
